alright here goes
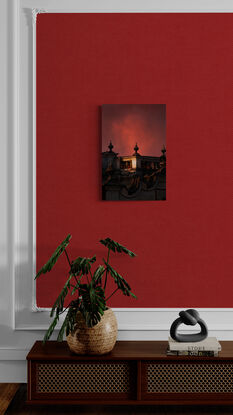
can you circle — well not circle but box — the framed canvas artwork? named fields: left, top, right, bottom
left=102, top=104, right=166, bottom=200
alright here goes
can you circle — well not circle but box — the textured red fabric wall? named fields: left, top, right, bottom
left=36, top=13, right=233, bottom=307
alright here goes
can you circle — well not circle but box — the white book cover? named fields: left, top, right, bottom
left=168, top=337, right=221, bottom=351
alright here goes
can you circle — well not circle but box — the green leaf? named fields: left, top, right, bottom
left=70, top=256, right=96, bottom=276
left=103, top=260, right=137, bottom=299
left=50, top=274, right=72, bottom=318
left=71, top=281, right=80, bottom=295
left=129, top=292, right=137, bottom=299
left=79, top=283, right=106, bottom=327
left=56, top=314, right=69, bottom=342
left=57, top=301, right=79, bottom=341
left=35, top=234, right=72, bottom=279
left=100, top=238, right=136, bottom=257
left=93, top=265, right=105, bottom=283
left=43, top=315, right=59, bottom=344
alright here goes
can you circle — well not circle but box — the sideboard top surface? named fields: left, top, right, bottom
left=27, top=341, right=233, bottom=361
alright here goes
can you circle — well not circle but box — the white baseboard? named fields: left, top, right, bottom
left=0, top=361, right=27, bottom=383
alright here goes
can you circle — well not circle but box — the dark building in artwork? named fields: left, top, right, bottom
left=102, top=142, right=166, bottom=200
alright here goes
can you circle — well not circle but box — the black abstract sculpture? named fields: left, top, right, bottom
left=170, top=309, right=208, bottom=342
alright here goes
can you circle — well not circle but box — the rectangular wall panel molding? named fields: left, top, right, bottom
left=2, top=0, right=233, bottom=385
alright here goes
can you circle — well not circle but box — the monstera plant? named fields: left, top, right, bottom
left=35, top=235, right=136, bottom=350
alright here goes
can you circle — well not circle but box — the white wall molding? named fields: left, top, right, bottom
left=15, top=307, right=233, bottom=332
left=31, top=8, right=46, bottom=24
left=0, top=0, right=232, bottom=381
left=13, top=0, right=233, bottom=336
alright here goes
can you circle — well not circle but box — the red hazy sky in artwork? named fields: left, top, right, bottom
left=102, top=104, right=166, bottom=157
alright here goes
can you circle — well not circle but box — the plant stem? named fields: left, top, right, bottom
left=72, top=274, right=79, bottom=286
left=64, top=249, right=72, bottom=267
left=72, top=273, right=83, bottom=289
left=106, top=288, right=119, bottom=302
left=104, top=248, right=110, bottom=290
left=59, top=297, right=80, bottom=315
left=86, top=270, right=91, bottom=284
left=64, top=249, right=80, bottom=285
left=59, top=303, right=71, bottom=314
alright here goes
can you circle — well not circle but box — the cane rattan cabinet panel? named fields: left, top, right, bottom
left=27, top=341, right=233, bottom=405
left=33, top=360, right=136, bottom=400
left=142, top=360, right=233, bottom=402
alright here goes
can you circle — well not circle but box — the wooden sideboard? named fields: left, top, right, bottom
left=27, top=340, right=233, bottom=406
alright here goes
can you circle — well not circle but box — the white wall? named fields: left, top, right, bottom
left=1, top=0, right=233, bottom=382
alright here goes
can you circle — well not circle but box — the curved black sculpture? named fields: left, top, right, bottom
left=170, top=309, right=208, bottom=342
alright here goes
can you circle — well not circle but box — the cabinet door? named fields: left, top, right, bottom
left=142, top=360, right=233, bottom=402
left=30, top=360, right=137, bottom=402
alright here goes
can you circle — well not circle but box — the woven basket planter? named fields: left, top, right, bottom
left=66, top=308, right=118, bottom=355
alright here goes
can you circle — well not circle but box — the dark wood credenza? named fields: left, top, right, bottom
left=27, top=341, right=233, bottom=406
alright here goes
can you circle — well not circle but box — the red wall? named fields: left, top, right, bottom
left=36, top=13, right=233, bottom=307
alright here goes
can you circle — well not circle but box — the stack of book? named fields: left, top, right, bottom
left=167, top=337, right=221, bottom=357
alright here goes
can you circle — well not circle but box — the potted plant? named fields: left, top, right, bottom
left=35, top=235, right=136, bottom=354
